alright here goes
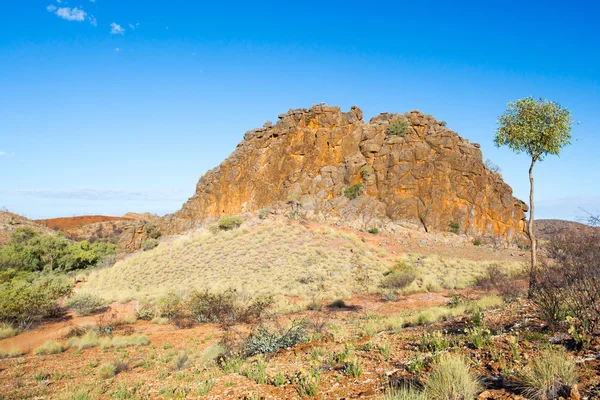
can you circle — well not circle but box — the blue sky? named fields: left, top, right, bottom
left=1, top=0, right=598, bottom=220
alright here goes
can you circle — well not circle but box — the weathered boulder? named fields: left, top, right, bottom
left=160, top=104, right=526, bottom=243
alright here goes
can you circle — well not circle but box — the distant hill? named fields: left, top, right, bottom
left=535, top=219, right=599, bottom=242
left=0, top=211, right=54, bottom=246
left=35, top=215, right=134, bottom=242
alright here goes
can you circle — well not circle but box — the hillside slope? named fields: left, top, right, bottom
left=0, top=211, right=54, bottom=246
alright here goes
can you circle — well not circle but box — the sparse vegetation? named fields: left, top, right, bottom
left=65, top=293, right=106, bottom=316
left=34, top=340, right=64, bottom=355
left=344, top=183, right=364, bottom=199
left=380, top=262, right=417, bottom=290
left=218, top=215, right=244, bottom=230
left=522, top=350, right=578, bottom=400
left=141, top=238, right=158, bottom=251
left=424, top=355, right=480, bottom=399
left=387, top=119, right=410, bottom=136
left=448, top=221, right=459, bottom=234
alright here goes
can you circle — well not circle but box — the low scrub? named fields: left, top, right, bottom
left=387, top=119, right=410, bottom=136
left=67, top=331, right=100, bottom=350
left=34, top=340, right=64, bottom=355
left=244, top=319, right=308, bottom=357
left=0, top=273, right=73, bottom=329
left=532, top=230, right=600, bottom=334
left=0, top=322, right=18, bottom=339
left=218, top=215, right=244, bottom=230
left=522, top=350, right=578, bottom=400
left=343, top=183, right=364, bottom=200
left=99, top=335, right=149, bottom=349
left=381, top=262, right=417, bottom=290
left=424, top=355, right=480, bottom=399
left=65, top=293, right=106, bottom=316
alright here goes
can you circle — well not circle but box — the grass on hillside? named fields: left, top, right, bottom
left=81, top=220, right=522, bottom=310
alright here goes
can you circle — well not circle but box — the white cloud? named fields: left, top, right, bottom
left=110, top=22, right=124, bottom=35
left=56, top=0, right=62, bottom=3
left=90, top=0, right=96, bottom=2
left=128, top=22, right=139, bottom=30
left=114, top=48, right=120, bottom=52
left=88, top=15, right=97, bottom=26
left=46, top=4, right=57, bottom=12
left=0, top=152, right=6, bottom=157
left=55, top=7, right=87, bottom=22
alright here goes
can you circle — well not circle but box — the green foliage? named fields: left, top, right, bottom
left=384, top=387, right=426, bottom=400
left=448, top=221, right=460, bottom=234
left=242, top=355, right=267, bottom=384
left=0, top=227, right=115, bottom=272
left=522, top=350, right=578, bottom=400
left=218, top=215, right=244, bottom=230
left=142, top=238, right=159, bottom=251
left=244, top=320, right=308, bottom=357
left=424, top=355, right=480, bottom=400
left=65, top=293, right=106, bottom=316
left=387, top=119, right=410, bottom=136
left=367, top=227, right=380, bottom=235
left=98, top=362, right=117, bottom=379
left=34, top=340, right=64, bottom=355
left=495, top=97, right=572, bottom=162
left=0, top=322, right=18, bottom=339
left=343, top=183, right=364, bottom=199
left=419, top=330, right=452, bottom=353
left=0, top=272, right=73, bottom=328
left=381, top=262, right=417, bottom=290
left=344, top=357, right=363, bottom=377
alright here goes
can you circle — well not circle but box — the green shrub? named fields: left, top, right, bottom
left=344, top=357, right=363, bottom=378
left=387, top=119, right=410, bottom=136
left=65, top=293, right=106, bottom=316
left=0, top=274, right=73, bottom=328
left=67, top=331, right=100, bottom=349
left=244, top=320, right=308, bottom=357
left=0, top=228, right=115, bottom=272
left=522, top=350, right=578, bottom=400
left=218, top=215, right=244, bottom=230
left=98, top=362, right=117, bottom=379
left=187, top=289, right=272, bottom=325
left=34, top=340, right=64, bottom=355
left=328, top=299, right=347, bottom=309
left=472, top=238, right=482, bottom=246
left=367, top=227, right=380, bottom=235
left=448, top=221, right=460, bottom=234
left=424, top=355, right=480, bottom=400
left=242, top=355, right=267, bottom=384
left=0, top=322, right=18, bottom=339
left=381, top=262, right=417, bottom=290
left=343, top=183, right=364, bottom=200
left=141, top=238, right=159, bottom=251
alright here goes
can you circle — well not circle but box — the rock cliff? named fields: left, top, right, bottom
left=120, top=104, right=527, bottom=255
left=171, top=105, right=526, bottom=240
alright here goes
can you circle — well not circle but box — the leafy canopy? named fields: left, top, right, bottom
left=494, top=96, right=572, bottom=161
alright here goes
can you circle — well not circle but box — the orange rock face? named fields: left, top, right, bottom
left=163, top=104, right=527, bottom=243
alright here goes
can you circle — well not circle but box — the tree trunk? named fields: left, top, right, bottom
left=528, top=157, right=537, bottom=297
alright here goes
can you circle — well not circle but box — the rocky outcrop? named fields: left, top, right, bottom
left=160, top=104, right=527, bottom=244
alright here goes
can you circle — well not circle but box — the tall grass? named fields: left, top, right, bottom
left=522, top=350, right=578, bottom=400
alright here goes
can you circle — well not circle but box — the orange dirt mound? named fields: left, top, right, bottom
left=35, top=215, right=132, bottom=231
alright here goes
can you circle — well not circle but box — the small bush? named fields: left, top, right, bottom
left=381, top=262, right=417, bottom=290
left=343, top=183, right=364, bottom=200
left=0, top=347, right=23, bottom=359
left=387, top=119, right=410, bottom=136
left=99, top=335, right=149, bottom=349
left=34, top=340, right=64, bottom=355
left=244, top=320, right=308, bottom=357
left=485, top=158, right=502, bottom=173
left=67, top=331, right=100, bottom=350
left=98, top=362, right=117, bottom=379
left=258, top=208, right=268, bottom=219
left=344, top=357, right=363, bottom=378
left=65, top=293, right=106, bottom=316
left=472, top=238, right=481, bottom=246
left=141, top=238, right=159, bottom=251
left=424, top=355, right=480, bottom=400
left=0, top=322, right=18, bottom=339
left=243, top=355, right=267, bottom=384
left=218, top=215, right=244, bottom=230
left=448, top=221, right=460, bottom=234
left=522, top=350, right=578, bottom=400
left=328, top=299, right=347, bottom=309
left=367, top=227, right=380, bottom=235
